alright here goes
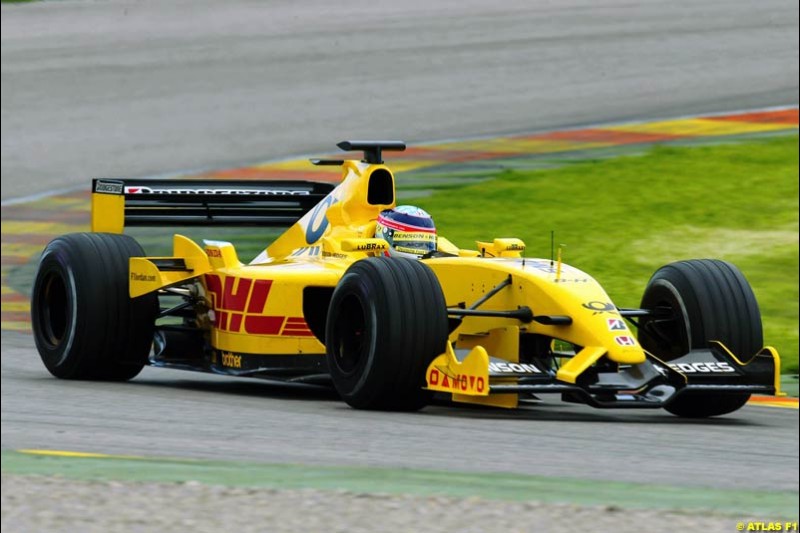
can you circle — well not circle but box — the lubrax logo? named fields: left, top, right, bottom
left=356, top=243, right=386, bottom=251
left=130, top=272, right=156, bottom=282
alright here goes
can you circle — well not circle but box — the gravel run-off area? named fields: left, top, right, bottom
left=2, top=474, right=763, bottom=533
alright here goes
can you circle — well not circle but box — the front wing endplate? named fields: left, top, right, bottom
left=425, top=343, right=490, bottom=396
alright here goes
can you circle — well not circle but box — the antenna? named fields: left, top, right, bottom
left=550, top=230, right=554, bottom=267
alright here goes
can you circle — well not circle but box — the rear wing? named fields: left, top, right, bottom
left=91, top=178, right=335, bottom=233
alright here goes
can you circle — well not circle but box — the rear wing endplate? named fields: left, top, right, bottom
left=91, top=178, right=335, bottom=233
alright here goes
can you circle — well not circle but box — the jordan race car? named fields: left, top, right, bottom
left=31, top=141, right=783, bottom=417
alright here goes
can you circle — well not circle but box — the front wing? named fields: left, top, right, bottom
left=425, top=340, right=782, bottom=409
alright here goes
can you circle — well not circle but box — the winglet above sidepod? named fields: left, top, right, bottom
left=336, top=140, right=406, bottom=164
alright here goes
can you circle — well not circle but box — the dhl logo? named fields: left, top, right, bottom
left=204, top=274, right=313, bottom=337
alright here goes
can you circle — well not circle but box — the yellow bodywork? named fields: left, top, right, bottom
left=120, top=160, right=397, bottom=357
left=91, top=153, right=781, bottom=406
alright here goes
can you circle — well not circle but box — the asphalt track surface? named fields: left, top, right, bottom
left=1, top=0, right=798, bottom=495
left=2, top=0, right=799, bottom=200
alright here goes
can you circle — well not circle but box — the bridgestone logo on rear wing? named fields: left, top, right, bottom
left=94, top=180, right=124, bottom=195
left=90, top=178, right=335, bottom=229
left=123, top=186, right=310, bottom=196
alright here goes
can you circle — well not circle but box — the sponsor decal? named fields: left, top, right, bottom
left=607, top=318, right=627, bottom=331
left=428, top=368, right=486, bottom=394
left=582, top=301, right=617, bottom=315
left=130, top=272, right=157, bottom=283
left=488, top=361, right=541, bottom=374
left=221, top=352, right=242, bottom=369
left=393, top=232, right=437, bottom=242
left=281, top=317, right=315, bottom=337
left=124, top=186, right=309, bottom=196
left=354, top=242, right=386, bottom=251
left=206, top=248, right=222, bottom=258
left=394, top=245, right=426, bottom=254
left=290, top=246, right=322, bottom=257
left=614, top=335, right=636, bottom=346
left=525, top=260, right=582, bottom=280
left=668, top=361, right=735, bottom=373
left=652, top=364, right=669, bottom=377
left=305, top=195, right=338, bottom=244
left=94, top=180, right=124, bottom=195
left=205, top=274, right=284, bottom=335
left=526, top=261, right=557, bottom=274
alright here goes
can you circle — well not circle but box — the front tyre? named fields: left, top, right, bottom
left=638, top=259, right=762, bottom=418
left=326, top=257, right=449, bottom=411
left=31, top=233, right=157, bottom=380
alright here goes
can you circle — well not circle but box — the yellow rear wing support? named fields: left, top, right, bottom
left=91, top=180, right=126, bottom=233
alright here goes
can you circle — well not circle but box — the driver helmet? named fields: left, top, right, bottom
left=375, top=205, right=437, bottom=257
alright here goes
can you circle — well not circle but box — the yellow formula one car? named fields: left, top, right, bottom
left=31, top=141, right=782, bottom=418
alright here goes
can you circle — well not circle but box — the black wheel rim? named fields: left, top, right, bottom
left=36, top=270, right=70, bottom=349
left=332, top=294, right=368, bottom=376
left=640, top=287, right=690, bottom=360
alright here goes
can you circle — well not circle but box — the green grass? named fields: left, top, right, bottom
left=412, top=135, right=799, bottom=373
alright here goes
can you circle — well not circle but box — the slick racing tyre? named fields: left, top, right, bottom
left=31, top=233, right=158, bottom=381
left=326, top=257, right=449, bottom=411
left=638, top=259, right=762, bottom=418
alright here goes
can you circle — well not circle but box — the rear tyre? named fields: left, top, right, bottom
left=638, top=259, right=762, bottom=418
left=326, top=257, right=449, bottom=411
left=31, top=233, right=157, bottom=380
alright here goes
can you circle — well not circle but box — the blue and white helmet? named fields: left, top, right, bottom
left=375, top=205, right=437, bottom=257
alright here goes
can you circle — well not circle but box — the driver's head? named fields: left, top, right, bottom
left=375, top=205, right=437, bottom=258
